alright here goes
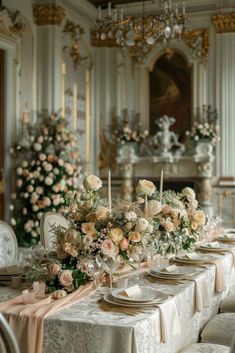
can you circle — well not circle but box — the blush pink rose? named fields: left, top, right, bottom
left=101, top=239, right=119, bottom=257
left=48, top=263, right=61, bottom=276
left=120, top=238, right=129, bottom=251
left=59, top=270, right=73, bottom=287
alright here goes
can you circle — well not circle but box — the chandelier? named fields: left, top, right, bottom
left=91, top=0, right=188, bottom=60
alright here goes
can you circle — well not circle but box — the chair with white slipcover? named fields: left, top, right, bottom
left=0, top=221, right=18, bottom=268
left=40, top=212, right=68, bottom=252
left=178, top=343, right=230, bottom=353
left=201, top=313, right=235, bottom=347
left=0, top=313, right=20, bottom=353
left=220, top=292, right=235, bottom=313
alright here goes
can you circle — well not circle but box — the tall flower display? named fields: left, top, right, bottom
left=10, top=113, right=83, bottom=247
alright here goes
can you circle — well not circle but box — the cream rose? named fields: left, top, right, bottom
left=83, top=175, right=102, bottom=191
left=83, top=234, right=94, bottom=248
left=108, top=227, right=123, bottom=244
left=124, top=211, right=137, bottom=222
left=48, top=263, right=61, bottom=276
left=81, top=222, right=96, bottom=236
left=135, top=218, right=149, bottom=232
left=63, top=242, right=78, bottom=257
left=45, top=176, right=53, bottom=186
left=193, top=210, right=206, bottom=226
left=129, top=231, right=141, bottom=243
left=136, top=179, right=156, bottom=196
left=147, top=200, right=162, bottom=217
left=101, top=239, right=119, bottom=257
left=52, top=289, right=67, bottom=299
left=59, top=270, right=73, bottom=287
left=95, top=207, right=109, bottom=221
left=191, top=221, right=199, bottom=230
left=164, top=219, right=175, bottom=232
left=64, top=229, right=79, bottom=243
left=182, top=187, right=196, bottom=200
left=162, top=204, right=172, bottom=215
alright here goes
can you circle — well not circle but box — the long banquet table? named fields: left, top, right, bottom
left=0, top=252, right=235, bottom=353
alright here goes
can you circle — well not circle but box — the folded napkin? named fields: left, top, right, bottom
left=184, top=252, right=199, bottom=259
left=190, top=275, right=210, bottom=312
left=0, top=282, right=96, bottom=353
left=123, top=285, right=141, bottom=298
left=206, top=242, right=220, bottom=248
left=207, top=257, right=225, bottom=292
left=164, top=265, right=178, bottom=273
left=157, top=297, right=180, bottom=342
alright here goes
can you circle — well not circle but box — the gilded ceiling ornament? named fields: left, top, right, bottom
left=33, top=4, right=65, bottom=26
left=182, top=28, right=209, bottom=62
left=0, top=7, right=25, bottom=38
left=212, top=13, right=235, bottom=33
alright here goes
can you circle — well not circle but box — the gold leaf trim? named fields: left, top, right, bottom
left=33, top=4, right=65, bottom=26
left=212, top=13, right=235, bottom=33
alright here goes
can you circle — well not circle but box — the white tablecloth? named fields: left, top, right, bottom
left=0, top=253, right=234, bottom=353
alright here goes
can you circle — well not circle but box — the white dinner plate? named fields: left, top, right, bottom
left=111, top=287, right=164, bottom=303
left=151, top=266, right=195, bottom=277
left=174, top=253, right=216, bottom=264
left=219, top=235, right=235, bottom=243
left=104, top=293, right=168, bottom=308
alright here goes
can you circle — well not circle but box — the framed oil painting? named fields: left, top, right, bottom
left=149, top=49, right=191, bottom=141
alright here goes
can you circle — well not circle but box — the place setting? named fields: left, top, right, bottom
left=197, top=241, right=235, bottom=253
left=98, top=284, right=169, bottom=315
left=148, top=264, right=203, bottom=282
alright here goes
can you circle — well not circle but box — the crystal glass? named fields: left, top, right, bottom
left=131, top=246, right=146, bottom=283
left=18, top=249, right=33, bottom=285
left=96, top=255, right=119, bottom=291
left=32, top=242, right=45, bottom=267
left=86, top=257, right=102, bottom=287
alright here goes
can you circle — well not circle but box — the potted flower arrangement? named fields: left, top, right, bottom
left=10, top=113, right=84, bottom=247
left=185, top=121, right=220, bottom=146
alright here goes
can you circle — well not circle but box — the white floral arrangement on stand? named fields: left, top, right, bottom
left=10, top=113, right=84, bottom=247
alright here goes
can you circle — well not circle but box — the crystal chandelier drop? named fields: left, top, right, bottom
left=91, top=0, right=188, bottom=52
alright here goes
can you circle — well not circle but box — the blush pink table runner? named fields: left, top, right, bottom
left=0, top=282, right=95, bottom=353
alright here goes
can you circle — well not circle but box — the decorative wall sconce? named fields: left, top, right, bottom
left=63, top=20, right=87, bottom=69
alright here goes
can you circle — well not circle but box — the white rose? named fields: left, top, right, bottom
left=83, top=234, right=94, bottom=248
left=83, top=175, right=102, bottom=191
left=147, top=200, right=162, bottom=217
left=11, top=218, right=16, bottom=226
left=16, top=167, right=23, bottom=175
left=182, top=187, right=196, bottom=200
left=32, top=205, right=39, bottom=212
left=22, top=208, right=27, bottom=215
left=124, top=211, right=137, bottom=222
left=27, top=185, right=34, bottom=193
left=45, top=176, right=53, bottom=186
left=36, top=186, right=43, bottom=195
left=43, top=197, right=51, bottom=207
left=44, top=163, right=53, bottom=172
left=34, top=143, right=42, bottom=151
left=39, top=153, right=46, bottom=161
left=22, top=161, right=28, bottom=168
left=58, top=159, right=64, bottom=167
left=136, top=179, right=156, bottom=196
left=16, top=179, right=23, bottom=188
left=135, top=218, right=149, bottom=232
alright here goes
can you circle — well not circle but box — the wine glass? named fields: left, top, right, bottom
left=131, top=246, right=146, bottom=283
left=18, top=249, right=34, bottom=285
left=96, top=255, right=119, bottom=291
left=32, top=242, right=45, bottom=267
left=86, top=257, right=102, bottom=287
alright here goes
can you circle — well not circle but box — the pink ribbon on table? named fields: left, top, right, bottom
left=0, top=282, right=95, bottom=353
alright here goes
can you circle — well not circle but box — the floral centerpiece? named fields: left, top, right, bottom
left=185, top=121, right=220, bottom=146
left=109, top=109, right=148, bottom=145
left=52, top=175, right=154, bottom=261
left=137, top=182, right=206, bottom=254
left=10, top=113, right=84, bottom=247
